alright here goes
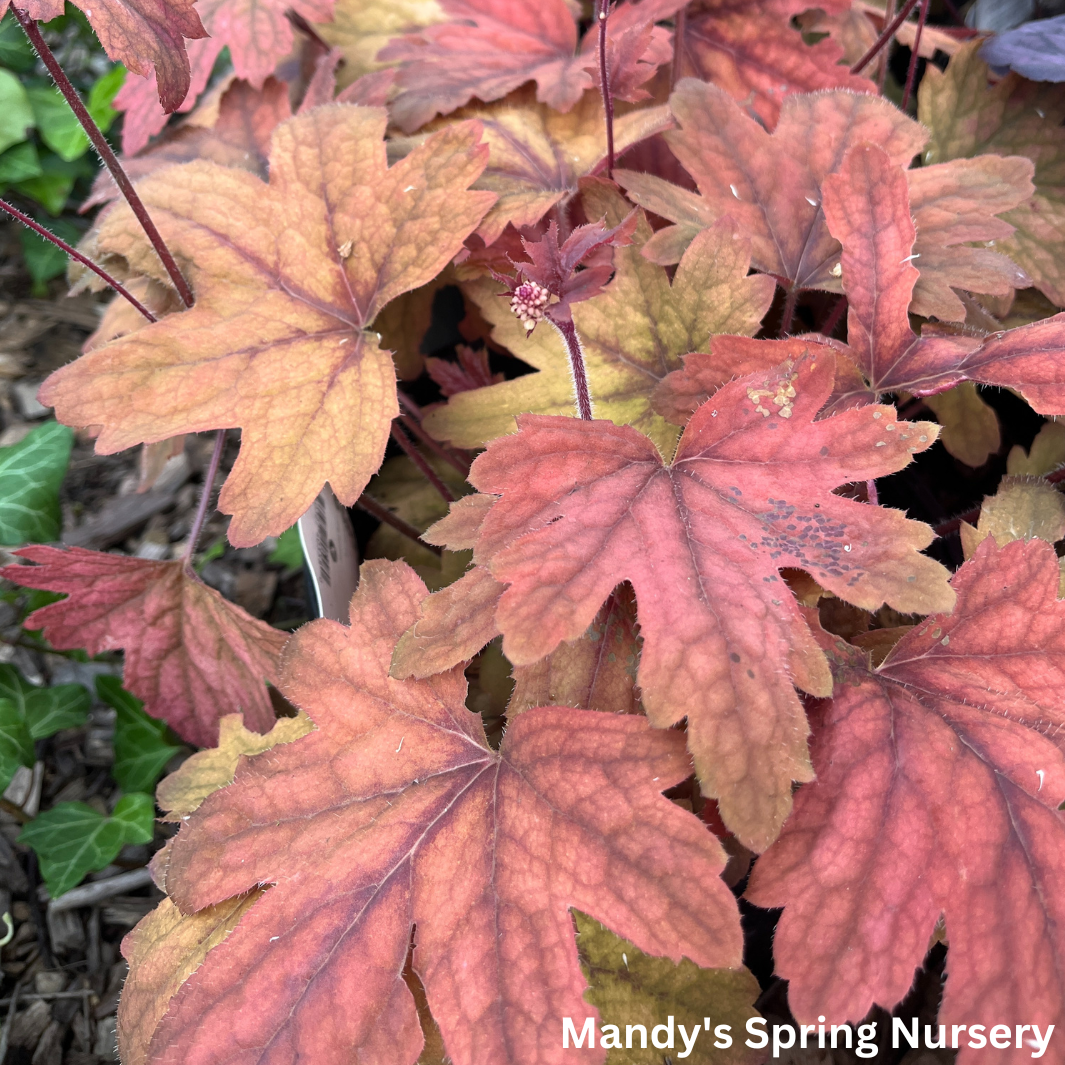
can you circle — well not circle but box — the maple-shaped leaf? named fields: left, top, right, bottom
left=617, top=80, right=925, bottom=285
left=88, top=76, right=293, bottom=207
left=920, top=41, right=1065, bottom=308
left=672, top=0, right=874, bottom=129
left=39, top=107, right=494, bottom=546
left=425, top=199, right=773, bottom=455
left=0, top=546, right=288, bottom=747
left=136, top=559, right=742, bottom=1065
left=619, top=80, right=1033, bottom=319
left=468, top=355, right=951, bottom=850
left=747, top=538, right=1065, bottom=1058
left=0, top=0, right=207, bottom=113
left=397, top=89, right=670, bottom=247
left=380, top=0, right=686, bottom=134
left=662, top=144, right=1065, bottom=419
left=820, top=144, right=1065, bottom=409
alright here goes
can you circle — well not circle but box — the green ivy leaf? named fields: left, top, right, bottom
left=0, top=140, right=42, bottom=184
left=18, top=216, right=83, bottom=295
left=20, top=792, right=155, bottom=898
left=0, top=698, right=35, bottom=794
left=0, top=663, right=90, bottom=739
left=269, top=526, right=304, bottom=572
left=0, top=68, right=34, bottom=154
left=98, top=676, right=182, bottom=795
left=0, top=15, right=36, bottom=72
left=25, top=66, right=122, bottom=163
left=13, top=150, right=94, bottom=214
left=0, top=420, right=74, bottom=544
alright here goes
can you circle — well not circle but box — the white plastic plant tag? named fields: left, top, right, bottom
left=297, top=487, right=359, bottom=623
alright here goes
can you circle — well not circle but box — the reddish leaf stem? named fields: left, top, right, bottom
left=901, top=0, right=930, bottom=110
left=779, top=285, right=800, bottom=337
left=12, top=7, right=195, bottom=309
left=0, top=199, right=156, bottom=322
left=671, top=5, right=686, bottom=88
left=820, top=294, right=848, bottom=338
left=552, top=318, right=594, bottom=420
left=396, top=405, right=471, bottom=477
left=851, top=0, right=922, bottom=75
left=357, top=493, right=443, bottom=556
left=597, top=0, right=615, bottom=179
left=865, top=479, right=879, bottom=506
left=390, top=422, right=457, bottom=503
left=182, top=431, right=226, bottom=569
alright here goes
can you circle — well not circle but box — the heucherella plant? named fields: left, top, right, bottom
left=2, top=0, right=1065, bottom=1062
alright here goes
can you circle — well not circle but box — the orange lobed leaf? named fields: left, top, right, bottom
left=137, top=559, right=742, bottom=1065
left=112, top=0, right=336, bottom=148
left=0, top=547, right=288, bottom=747
left=618, top=79, right=1034, bottom=319
left=657, top=144, right=1065, bottom=420
left=39, top=106, right=495, bottom=547
left=748, top=538, right=1065, bottom=1059
left=0, top=0, right=207, bottom=113
left=464, top=356, right=951, bottom=851
left=822, top=144, right=1065, bottom=408
left=398, top=89, right=671, bottom=247
left=673, top=0, right=875, bottom=129
left=119, top=892, right=265, bottom=1065
left=87, top=76, right=293, bottom=208
left=381, top=0, right=686, bottom=134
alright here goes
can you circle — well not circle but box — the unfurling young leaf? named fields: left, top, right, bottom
left=1, top=547, right=288, bottom=747
left=20, top=792, right=155, bottom=899
left=97, top=676, right=183, bottom=796
left=39, top=106, right=495, bottom=545
left=131, top=560, right=741, bottom=1065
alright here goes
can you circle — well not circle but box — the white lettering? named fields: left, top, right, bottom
left=926, top=1025, right=946, bottom=1049
left=599, top=1024, right=621, bottom=1049
left=773, top=1025, right=796, bottom=1057
left=968, top=1025, right=987, bottom=1049
left=562, top=1017, right=595, bottom=1049
left=991, top=1025, right=1012, bottom=1049
left=832, top=1025, right=853, bottom=1049
left=714, top=1024, right=733, bottom=1049
left=746, top=1017, right=768, bottom=1049
left=893, top=1017, right=919, bottom=1049
left=626, top=1024, right=647, bottom=1049
left=676, top=1023, right=699, bottom=1058
left=1030, top=1024, right=1055, bottom=1058
left=652, top=1015, right=674, bottom=1049
left=951, top=1025, right=967, bottom=1048
left=856, top=1023, right=877, bottom=1058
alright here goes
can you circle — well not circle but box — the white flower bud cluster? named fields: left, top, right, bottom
left=510, top=280, right=550, bottom=331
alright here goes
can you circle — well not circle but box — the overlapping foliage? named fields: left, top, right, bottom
left=5, top=0, right=1065, bottom=1063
